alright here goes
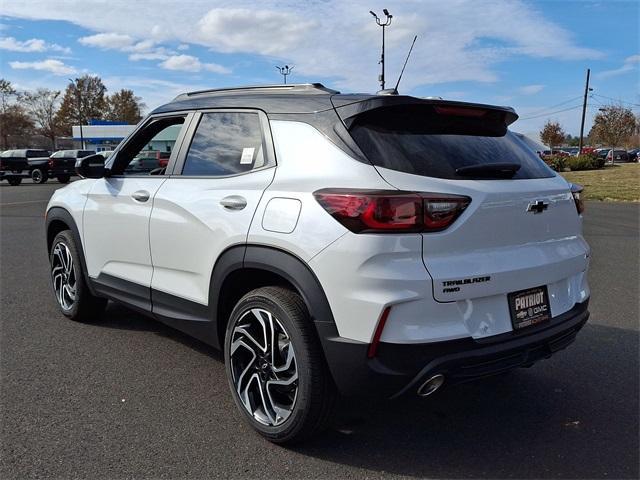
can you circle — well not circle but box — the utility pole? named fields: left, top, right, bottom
left=578, top=68, right=592, bottom=154
left=69, top=78, right=84, bottom=149
left=370, top=9, right=393, bottom=90
left=276, top=65, right=293, bottom=84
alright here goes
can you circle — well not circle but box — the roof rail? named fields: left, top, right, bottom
left=172, top=83, right=339, bottom=102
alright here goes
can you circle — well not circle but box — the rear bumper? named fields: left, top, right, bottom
left=0, top=171, right=28, bottom=178
left=317, top=300, right=589, bottom=398
left=47, top=168, right=74, bottom=177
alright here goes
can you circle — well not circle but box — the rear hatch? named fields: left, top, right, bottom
left=335, top=98, right=589, bottom=307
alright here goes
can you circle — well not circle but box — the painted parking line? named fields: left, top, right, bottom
left=0, top=200, right=49, bottom=206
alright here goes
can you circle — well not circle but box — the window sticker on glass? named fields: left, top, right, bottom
left=240, top=147, right=255, bottom=165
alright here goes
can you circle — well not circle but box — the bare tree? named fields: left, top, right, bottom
left=21, top=88, right=62, bottom=149
left=540, top=120, right=566, bottom=151
left=589, top=105, right=637, bottom=164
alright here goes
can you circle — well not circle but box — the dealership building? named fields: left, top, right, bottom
left=71, top=120, right=180, bottom=153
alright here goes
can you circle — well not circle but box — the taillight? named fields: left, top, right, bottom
left=313, top=189, right=470, bottom=233
left=48, top=159, right=54, bottom=168
left=570, top=183, right=584, bottom=215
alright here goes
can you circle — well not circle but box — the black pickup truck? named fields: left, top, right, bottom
left=0, top=149, right=50, bottom=186
left=0, top=149, right=95, bottom=185
left=43, top=150, right=95, bottom=183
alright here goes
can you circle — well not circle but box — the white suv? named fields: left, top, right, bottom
left=45, top=84, right=590, bottom=443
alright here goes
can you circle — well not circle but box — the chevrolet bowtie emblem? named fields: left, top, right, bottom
left=527, top=200, right=549, bottom=214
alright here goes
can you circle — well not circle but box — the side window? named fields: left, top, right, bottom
left=182, top=112, right=267, bottom=176
left=112, top=116, right=186, bottom=176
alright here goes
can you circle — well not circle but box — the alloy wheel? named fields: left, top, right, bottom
left=229, top=308, right=299, bottom=426
left=51, top=242, right=77, bottom=310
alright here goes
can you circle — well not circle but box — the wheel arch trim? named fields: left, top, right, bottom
left=45, top=207, right=97, bottom=296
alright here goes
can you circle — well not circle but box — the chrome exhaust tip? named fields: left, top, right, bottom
left=417, top=374, right=445, bottom=397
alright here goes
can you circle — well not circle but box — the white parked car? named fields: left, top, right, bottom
left=45, top=84, right=591, bottom=443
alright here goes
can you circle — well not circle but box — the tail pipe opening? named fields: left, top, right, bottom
left=417, top=374, right=445, bottom=397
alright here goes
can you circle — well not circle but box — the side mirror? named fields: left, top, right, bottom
left=75, top=154, right=106, bottom=178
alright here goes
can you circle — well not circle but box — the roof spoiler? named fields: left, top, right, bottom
left=332, top=96, right=519, bottom=129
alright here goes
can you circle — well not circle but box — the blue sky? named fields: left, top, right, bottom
left=0, top=0, right=638, bottom=139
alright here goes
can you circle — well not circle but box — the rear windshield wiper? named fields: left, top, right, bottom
left=455, top=162, right=521, bottom=178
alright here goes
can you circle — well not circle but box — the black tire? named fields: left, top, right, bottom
left=7, top=177, right=22, bottom=186
left=57, top=175, right=71, bottom=184
left=31, top=168, right=48, bottom=184
left=224, top=286, right=336, bottom=444
left=49, top=230, right=107, bottom=321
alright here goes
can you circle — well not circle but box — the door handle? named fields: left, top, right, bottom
left=132, top=190, right=150, bottom=203
left=220, top=195, right=247, bottom=210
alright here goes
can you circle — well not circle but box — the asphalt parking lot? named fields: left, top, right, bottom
left=1, top=180, right=638, bottom=479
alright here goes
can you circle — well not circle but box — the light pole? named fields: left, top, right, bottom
left=276, top=65, right=294, bottom=84
left=69, top=78, right=84, bottom=149
left=370, top=9, right=393, bottom=90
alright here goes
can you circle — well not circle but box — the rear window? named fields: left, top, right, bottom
left=26, top=150, right=50, bottom=158
left=349, top=105, right=554, bottom=180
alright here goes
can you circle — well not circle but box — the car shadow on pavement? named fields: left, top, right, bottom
left=94, top=304, right=638, bottom=479
left=98, top=302, right=224, bottom=362
left=296, top=323, right=639, bottom=479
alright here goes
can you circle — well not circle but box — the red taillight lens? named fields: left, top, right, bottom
left=570, top=183, right=584, bottom=215
left=314, top=189, right=470, bottom=233
left=48, top=159, right=54, bottom=168
left=422, top=196, right=471, bottom=230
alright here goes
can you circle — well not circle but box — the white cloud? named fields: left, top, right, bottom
left=177, top=44, right=189, bottom=51
left=1, top=0, right=603, bottom=90
left=129, top=52, right=169, bottom=61
left=597, top=54, right=640, bottom=79
left=79, top=32, right=176, bottom=63
left=9, top=58, right=77, bottom=75
left=160, top=54, right=230, bottom=74
left=518, top=84, right=545, bottom=95
left=0, top=36, right=70, bottom=53
left=78, top=32, right=134, bottom=49
left=195, top=8, right=316, bottom=56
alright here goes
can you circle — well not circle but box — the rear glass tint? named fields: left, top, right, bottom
left=26, top=150, right=50, bottom=158
left=349, top=105, right=554, bottom=180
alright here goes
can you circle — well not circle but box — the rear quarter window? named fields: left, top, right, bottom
left=349, top=105, right=554, bottom=180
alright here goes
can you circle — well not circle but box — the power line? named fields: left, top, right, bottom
left=519, top=104, right=583, bottom=120
left=591, top=93, right=640, bottom=107
left=521, top=95, right=583, bottom=118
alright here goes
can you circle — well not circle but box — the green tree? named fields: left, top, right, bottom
left=588, top=105, right=637, bottom=163
left=565, top=134, right=580, bottom=147
left=55, top=75, right=107, bottom=135
left=540, top=120, right=566, bottom=151
left=106, top=89, right=144, bottom=124
left=21, top=88, right=62, bottom=149
left=0, top=79, right=34, bottom=149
